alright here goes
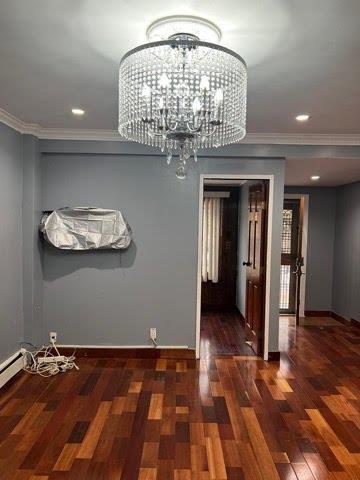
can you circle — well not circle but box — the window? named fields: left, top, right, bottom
left=202, top=197, right=221, bottom=283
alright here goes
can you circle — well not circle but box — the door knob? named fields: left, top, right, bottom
left=242, top=261, right=252, bottom=266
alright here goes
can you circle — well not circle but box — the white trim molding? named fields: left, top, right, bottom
left=0, top=351, right=24, bottom=390
left=37, top=128, right=123, bottom=141
left=196, top=174, right=275, bottom=361
left=243, top=133, right=360, bottom=146
left=2, top=107, right=360, bottom=145
left=0, top=108, right=40, bottom=136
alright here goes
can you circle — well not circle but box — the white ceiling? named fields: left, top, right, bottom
left=1, top=0, right=360, bottom=134
left=285, top=158, right=360, bottom=186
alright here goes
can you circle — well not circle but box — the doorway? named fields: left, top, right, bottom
left=280, top=199, right=300, bottom=314
left=280, top=194, right=309, bottom=318
left=200, top=184, right=244, bottom=357
left=201, top=186, right=239, bottom=310
left=196, top=175, right=273, bottom=360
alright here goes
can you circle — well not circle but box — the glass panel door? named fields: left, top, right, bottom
left=280, top=200, right=300, bottom=314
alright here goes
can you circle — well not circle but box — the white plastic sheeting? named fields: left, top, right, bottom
left=40, top=207, right=131, bottom=250
left=202, top=197, right=221, bottom=283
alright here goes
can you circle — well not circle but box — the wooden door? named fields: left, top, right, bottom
left=280, top=199, right=300, bottom=314
left=244, top=182, right=268, bottom=355
left=201, top=187, right=239, bottom=310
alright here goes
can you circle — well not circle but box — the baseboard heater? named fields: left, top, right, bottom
left=0, top=351, right=24, bottom=389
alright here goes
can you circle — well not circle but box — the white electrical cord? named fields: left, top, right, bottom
left=20, top=341, right=79, bottom=377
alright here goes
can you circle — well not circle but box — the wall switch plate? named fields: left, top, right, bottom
left=150, top=328, right=157, bottom=341
left=49, top=331, right=57, bottom=343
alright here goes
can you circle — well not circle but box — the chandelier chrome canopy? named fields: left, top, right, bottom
left=118, top=16, right=247, bottom=178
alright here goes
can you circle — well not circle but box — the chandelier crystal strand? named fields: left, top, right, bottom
left=119, top=32, right=247, bottom=178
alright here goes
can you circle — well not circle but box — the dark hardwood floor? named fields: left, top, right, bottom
left=200, top=309, right=255, bottom=357
left=0, top=317, right=359, bottom=479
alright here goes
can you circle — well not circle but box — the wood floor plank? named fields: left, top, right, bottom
left=76, top=401, right=112, bottom=459
left=205, top=436, right=227, bottom=479
left=0, top=316, right=358, bottom=479
left=148, top=393, right=163, bottom=420
left=241, top=407, right=281, bottom=480
left=53, top=444, right=79, bottom=471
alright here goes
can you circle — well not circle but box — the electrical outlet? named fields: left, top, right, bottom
left=150, top=328, right=157, bottom=341
left=49, top=331, right=57, bottom=343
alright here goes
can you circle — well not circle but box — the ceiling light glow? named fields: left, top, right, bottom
left=296, top=114, right=310, bottom=122
left=71, top=108, right=85, bottom=116
left=311, top=175, right=320, bottom=181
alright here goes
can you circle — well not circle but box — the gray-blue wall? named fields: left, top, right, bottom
left=0, top=123, right=23, bottom=363
left=40, top=142, right=285, bottom=352
left=332, top=182, right=360, bottom=323
left=284, top=186, right=337, bottom=311
left=22, top=135, right=43, bottom=345
left=2, top=119, right=359, bottom=363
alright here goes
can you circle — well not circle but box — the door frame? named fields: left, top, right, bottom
left=283, top=193, right=309, bottom=317
left=196, top=174, right=275, bottom=360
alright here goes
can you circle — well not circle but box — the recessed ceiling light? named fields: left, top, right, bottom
left=295, top=114, right=310, bottom=122
left=71, top=108, right=85, bottom=116
left=311, top=175, right=320, bottom=181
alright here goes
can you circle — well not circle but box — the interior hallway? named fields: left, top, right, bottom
left=200, top=310, right=255, bottom=357
left=0, top=317, right=359, bottom=479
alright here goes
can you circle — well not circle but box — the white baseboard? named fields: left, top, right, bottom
left=0, top=351, right=24, bottom=390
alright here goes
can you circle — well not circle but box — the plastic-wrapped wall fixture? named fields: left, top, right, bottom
left=40, top=207, right=132, bottom=250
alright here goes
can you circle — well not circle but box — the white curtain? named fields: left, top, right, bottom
left=202, top=197, right=221, bottom=283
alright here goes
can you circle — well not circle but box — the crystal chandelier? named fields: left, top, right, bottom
left=118, top=16, right=247, bottom=178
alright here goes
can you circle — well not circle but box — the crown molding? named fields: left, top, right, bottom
left=243, top=133, right=360, bottom=146
left=1, top=106, right=360, bottom=146
left=37, top=127, right=122, bottom=141
left=0, top=107, right=40, bottom=135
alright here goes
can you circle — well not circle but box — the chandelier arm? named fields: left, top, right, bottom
left=201, top=124, right=218, bottom=138
left=186, top=120, right=204, bottom=133
left=148, top=127, right=165, bottom=138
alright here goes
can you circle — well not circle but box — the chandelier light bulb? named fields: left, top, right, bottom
left=159, top=72, right=170, bottom=89
left=214, top=88, right=223, bottom=107
left=192, top=97, right=202, bottom=115
left=199, top=75, right=210, bottom=92
left=141, top=84, right=151, bottom=100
